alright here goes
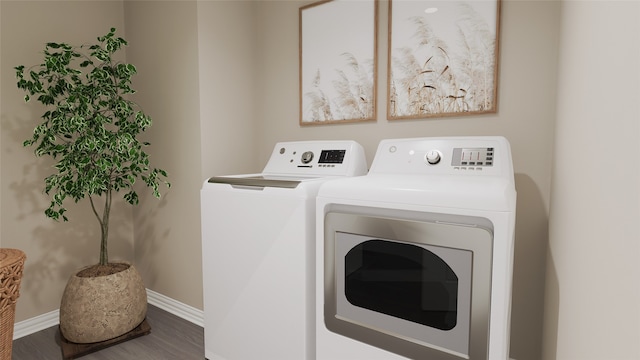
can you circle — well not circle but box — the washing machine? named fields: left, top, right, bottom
left=201, top=140, right=367, bottom=360
left=315, top=136, right=517, bottom=360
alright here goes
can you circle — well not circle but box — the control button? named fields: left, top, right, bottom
left=425, top=150, right=442, bottom=165
left=301, top=151, right=314, bottom=164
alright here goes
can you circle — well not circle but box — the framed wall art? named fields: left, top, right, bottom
left=387, top=0, right=501, bottom=119
left=300, top=0, right=378, bottom=125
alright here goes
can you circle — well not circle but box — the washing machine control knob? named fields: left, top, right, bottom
left=425, top=150, right=442, bottom=165
left=301, top=151, right=314, bottom=164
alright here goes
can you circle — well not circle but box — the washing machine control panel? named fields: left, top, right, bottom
left=263, top=141, right=368, bottom=177
left=318, top=149, right=347, bottom=164
left=299, top=149, right=346, bottom=165
left=370, top=137, right=513, bottom=177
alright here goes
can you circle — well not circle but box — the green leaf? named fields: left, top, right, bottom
left=14, top=27, right=169, bottom=241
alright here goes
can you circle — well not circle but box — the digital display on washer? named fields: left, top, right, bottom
left=452, top=147, right=494, bottom=167
left=319, top=150, right=346, bottom=164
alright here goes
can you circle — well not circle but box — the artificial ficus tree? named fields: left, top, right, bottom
left=15, top=28, right=170, bottom=266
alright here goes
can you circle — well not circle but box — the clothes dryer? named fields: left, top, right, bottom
left=201, top=140, right=367, bottom=360
left=316, top=136, right=517, bottom=360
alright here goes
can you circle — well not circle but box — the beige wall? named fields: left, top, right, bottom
left=198, top=0, right=260, bottom=179
left=123, top=0, right=204, bottom=311
left=544, top=1, right=640, bottom=359
left=0, top=0, right=130, bottom=322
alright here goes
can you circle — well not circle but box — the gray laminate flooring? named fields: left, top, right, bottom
left=11, top=304, right=204, bottom=360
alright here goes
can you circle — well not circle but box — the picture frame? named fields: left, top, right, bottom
left=387, top=0, right=501, bottom=119
left=299, top=0, right=378, bottom=125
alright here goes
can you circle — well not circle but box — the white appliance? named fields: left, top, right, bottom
left=316, top=136, right=517, bottom=360
left=201, top=140, right=367, bottom=360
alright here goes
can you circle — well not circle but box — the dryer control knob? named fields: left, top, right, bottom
left=425, top=150, right=442, bottom=165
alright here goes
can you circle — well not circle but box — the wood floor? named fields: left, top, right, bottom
left=11, top=305, right=204, bottom=360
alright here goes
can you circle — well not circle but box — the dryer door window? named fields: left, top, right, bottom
left=334, top=232, right=473, bottom=357
left=344, top=239, right=459, bottom=331
left=324, top=210, right=493, bottom=359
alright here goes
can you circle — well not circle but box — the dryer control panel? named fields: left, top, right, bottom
left=451, top=147, right=494, bottom=167
left=369, top=137, right=513, bottom=178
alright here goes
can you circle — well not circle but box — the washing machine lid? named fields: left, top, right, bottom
left=204, top=140, right=368, bottom=189
left=207, top=174, right=324, bottom=189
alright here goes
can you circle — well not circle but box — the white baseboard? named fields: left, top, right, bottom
left=12, top=308, right=60, bottom=340
left=13, top=289, right=203, bottom=340
left=145, top=289, right=204, bottom=327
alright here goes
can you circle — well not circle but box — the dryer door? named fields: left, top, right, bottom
left=324, top=209, right=493, bottom=360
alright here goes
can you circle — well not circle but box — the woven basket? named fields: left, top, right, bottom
left=0, top=249, right=26, bottom=360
